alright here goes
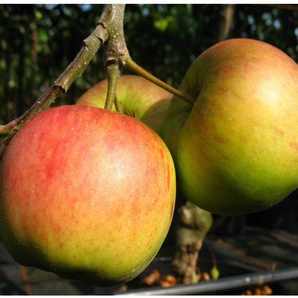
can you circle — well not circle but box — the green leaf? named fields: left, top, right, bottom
left=154, top=17, right=169, bottom=32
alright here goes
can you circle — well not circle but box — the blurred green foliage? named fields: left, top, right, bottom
left=0, top=4, right=297, bottom=124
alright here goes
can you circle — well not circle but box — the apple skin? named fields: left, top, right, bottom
left=0, top=105, right=176, bottom=285
left=76, top=75, right=173, bottom=136
left=162, top=38, right=298, bottom=216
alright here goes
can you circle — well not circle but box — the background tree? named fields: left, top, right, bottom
left=0, top=4, right=297, bottom=125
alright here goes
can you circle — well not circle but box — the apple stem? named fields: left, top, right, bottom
left=114, top=95, right=124, bottom=113
left=104, top=62, right=121, bottom=111
left=122, top=57, right=195, bottom=105
left=102, top=5, right=126, bottom=111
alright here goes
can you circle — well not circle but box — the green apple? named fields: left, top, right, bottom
left=0, top=105, right=176, bottom=285
left=76, top=74, right=173, bottom=136
left=163, top=38, right=298, bottom=216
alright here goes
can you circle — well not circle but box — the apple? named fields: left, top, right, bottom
left=162, top=38, right=298, bottom=216
left=76, top=75, right=172, bottom=136
left=0, top=105, right=176, bottom=285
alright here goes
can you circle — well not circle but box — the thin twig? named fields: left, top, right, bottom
left=20, top=265, right=32, bottom=295
left=123, top=57, right=195, bottom=105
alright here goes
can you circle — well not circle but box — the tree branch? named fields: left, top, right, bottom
left=101, top=4, right=195, bottom=108
left=218, top=4, right=235, bottom=41
left=103, top=4, right=126, bottom=110
left=0, top=5, right=113, bottom=158
left=0, top=4, right=196, bottom=159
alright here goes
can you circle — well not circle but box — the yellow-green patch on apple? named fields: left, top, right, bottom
left=76, top=75, right=173, bottom=136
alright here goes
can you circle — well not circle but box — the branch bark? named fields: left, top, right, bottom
left=103, top=4, right=127, bottom=111
left=218, top=4, right=235, bottom=41
left=101, top=4, right=195, bottom=109
left=172, top=201, right=213, bottom=284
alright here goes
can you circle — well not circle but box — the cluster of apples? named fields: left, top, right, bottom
left=0, top=38, right=297, bottom=286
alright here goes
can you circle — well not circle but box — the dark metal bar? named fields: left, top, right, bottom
left=115, top=266, right=298, bottom=295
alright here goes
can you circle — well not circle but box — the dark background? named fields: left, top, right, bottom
left=0, top=4, right=297, bottom=124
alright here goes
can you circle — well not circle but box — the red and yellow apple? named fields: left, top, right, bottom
left=0, top=105, right=176, bottom=285
left=76, top=74, right=172, bottom=136
left=163, top=38, right=298, bottom=215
